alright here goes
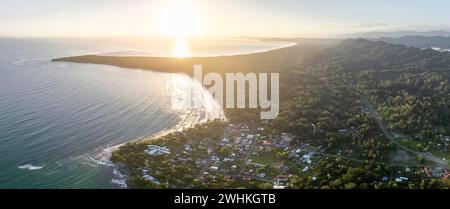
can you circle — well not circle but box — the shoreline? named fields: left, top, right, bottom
left=50, top=38, right=340, bottom=76
left=106, top=97, right=227, bottom=188
left=54, top=38, right=338, bottom=188
left=108, top=115, right=227, bottom=188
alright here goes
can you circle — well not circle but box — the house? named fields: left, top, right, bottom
left=395, top=177, right=408, bottom=183
left=145, top=145, right=171, bottom=156
left=302, top=166, right=310, bottom=172
left=212, top=156, right=220, bottom=162
left=443, top=136, right=449, bottom=142
left=273, top=185, right=286, bottom=189
left=258, top=173, right=267, bottom=178
left=273, top=175, right=289, bottom=189
left=260, top=140, right=274, bottom=152
left=253, top=163, right=264, bottom=168
left=209, top=166, right=219, bottom=171
left=222, top=138, right=230, bottom=143
left=427, top=167, right=449, bottom=177
left=338, top=129, right=348, bottom=135
left=143, top=174, right=161, bottom=185
left=302, top=152, right=314, bottom=164
left=278, top=133, right=292, bottom=146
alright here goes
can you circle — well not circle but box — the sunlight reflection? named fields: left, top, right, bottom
left=172, top=38, right=190, bottom=57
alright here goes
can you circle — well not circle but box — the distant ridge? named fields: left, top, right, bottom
left=344, top=30, right=450, bottom=38
left=377, top=36, right=450, bottom=49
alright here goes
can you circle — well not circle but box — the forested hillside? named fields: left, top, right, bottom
left=75, top=39, right=450, bottom=189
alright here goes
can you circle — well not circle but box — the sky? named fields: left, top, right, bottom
left=1, top=0, right=450, bottom=38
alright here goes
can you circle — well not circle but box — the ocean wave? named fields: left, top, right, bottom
left=81, top=145, right=128, bottom=188
left=111, top=178, right=128, bottom=188
left=18, top=164, right=44, bottom=170
left=81, top=73, right=227, bottom=188
left=430, top=47, right=450, bottom=52
left=83, top=145, right=118, bottom=168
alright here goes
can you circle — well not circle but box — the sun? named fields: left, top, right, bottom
left=157, top=0, right=202, bottom=57
left=157, top=1, right=201, bottom=39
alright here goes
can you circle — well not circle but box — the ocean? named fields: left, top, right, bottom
left=0, top=38, right=293, bottom=188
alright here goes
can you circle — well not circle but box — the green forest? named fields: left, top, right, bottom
left=83, top=39, right=450, bottom=189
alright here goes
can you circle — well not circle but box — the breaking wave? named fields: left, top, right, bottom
left=18, top=164, right=44, bottom=171
left=82, top=73, right=226, bottom=188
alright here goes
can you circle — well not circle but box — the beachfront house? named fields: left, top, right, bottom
left=145, top=145, right=171, bottom=156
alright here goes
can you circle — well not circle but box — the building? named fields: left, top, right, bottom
left=338, top=129, right=348, bottom=135
left=273, top=175, right=289, bottom=189
left=395, top=177, right=408, bottom=183
left=145, top=145, right=171, bottom=156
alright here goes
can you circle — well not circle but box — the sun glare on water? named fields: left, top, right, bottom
left=157, top=0, right=202, bottom=57
left=173, top=38, right=190, bottom=58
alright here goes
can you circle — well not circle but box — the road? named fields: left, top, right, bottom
left=234, top=137, right=257, bottom=179
left=362, top=98, right=449, bottom=169
left=285, top=146, right=428, bottom=175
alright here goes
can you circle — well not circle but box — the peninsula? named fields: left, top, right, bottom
left=53, top=38, right=450, bottom=189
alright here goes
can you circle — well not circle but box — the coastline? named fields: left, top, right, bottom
left=49, top=38, right=450, bottom=189
left=107, top=114, right=226, bottom=188
left=52, top=38, right=338, bottom=188
left=50, top=38, right=340, bottom=76
left=105, top=88, right=227, bottom=188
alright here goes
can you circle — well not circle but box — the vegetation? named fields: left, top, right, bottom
left=64, top=38, right=450, bottom=189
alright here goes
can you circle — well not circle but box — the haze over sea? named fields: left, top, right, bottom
left=0, top=38, right=293, bottom=188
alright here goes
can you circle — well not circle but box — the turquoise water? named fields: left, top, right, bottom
left=0, top=38, right=292, bottom=188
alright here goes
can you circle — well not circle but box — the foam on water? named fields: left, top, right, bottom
left=87, top=73, right=227, bottom=187
left=18, top=164, right=44, bottom=171
left=0, top=37, right=287, bottom=188
left=430, top=47, right=450, bottom=52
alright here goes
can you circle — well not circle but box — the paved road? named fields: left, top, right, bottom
left=235, top=137, right=256, bottom=179
left=362, top=98, right=449, bottom=169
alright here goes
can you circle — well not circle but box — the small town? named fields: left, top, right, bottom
left=113, top=120, right=449, bottom=189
